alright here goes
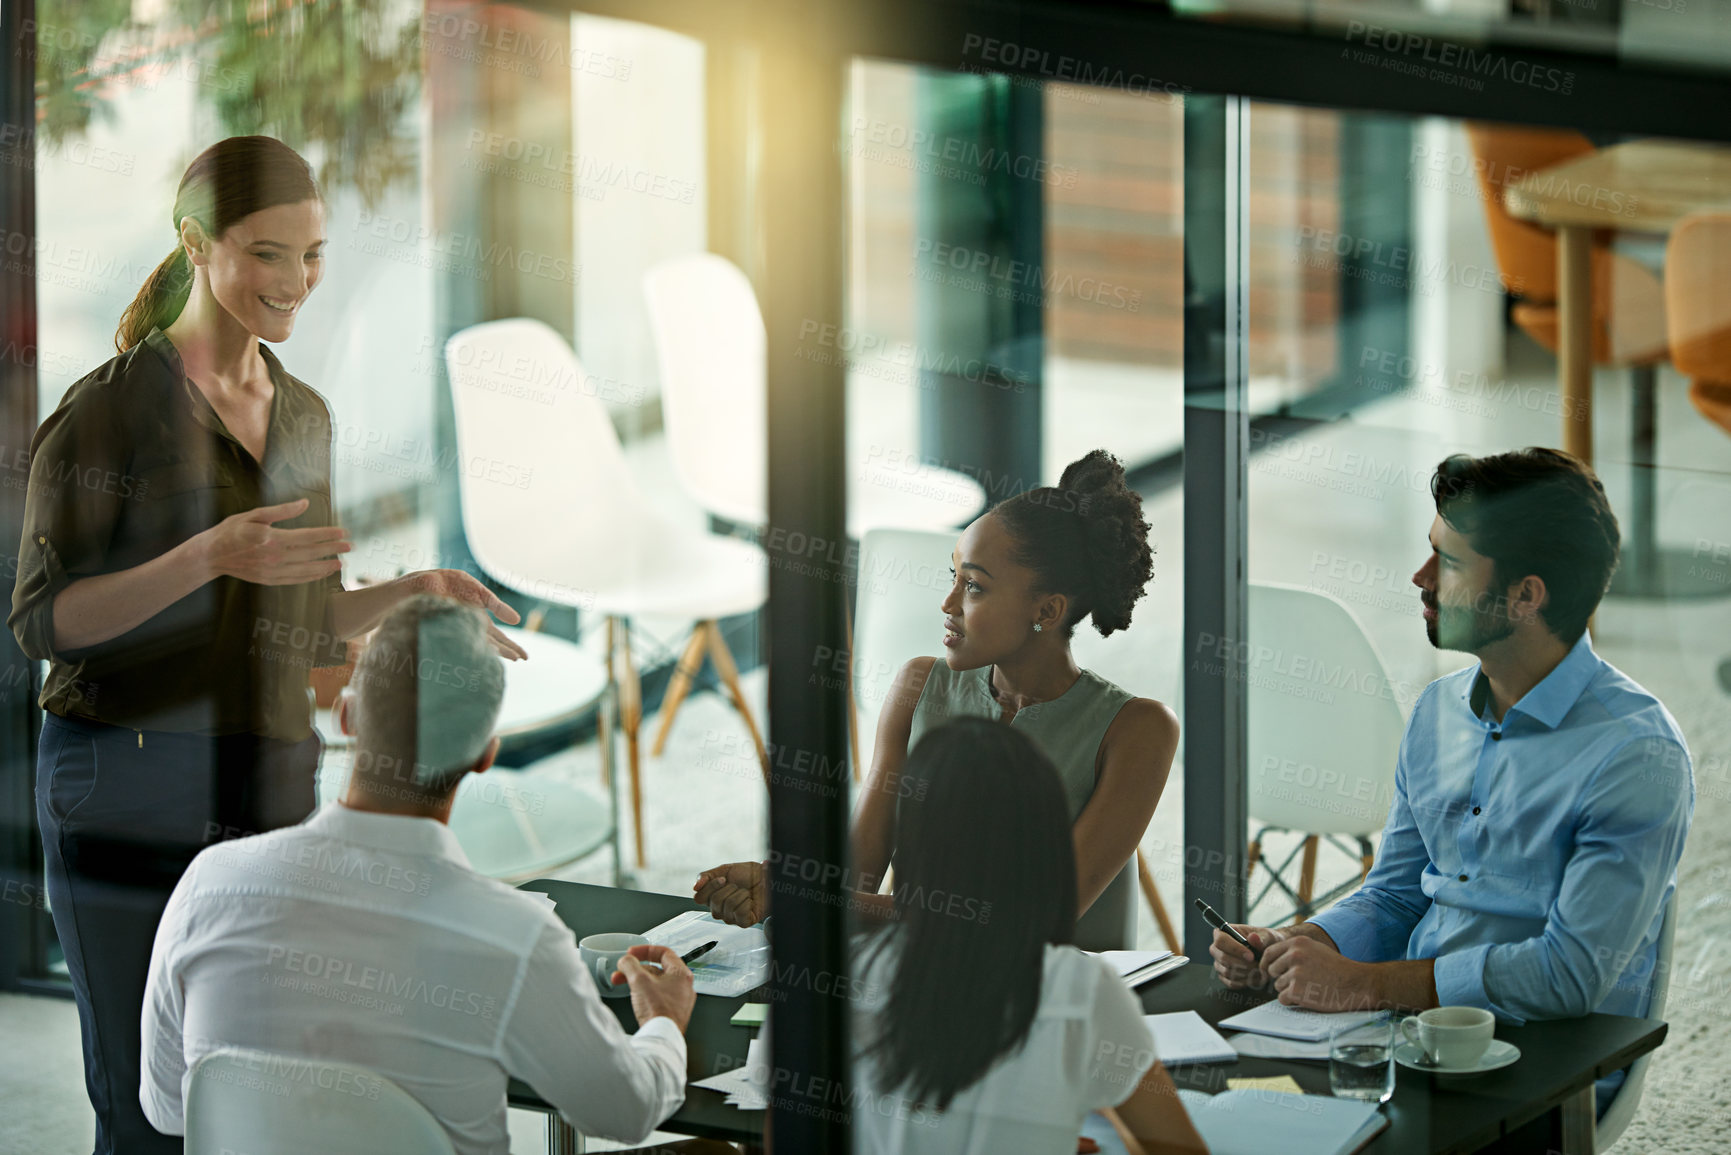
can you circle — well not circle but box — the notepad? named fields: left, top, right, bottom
left=730, top=1002, right=769, bottom=1028
left=1144, top=1011, right=1238, bottom=1065
left=1079, top=1090, right=1385, bottom=1155
left=642, top=911, right=771, bottom=998
left=691, top=1037, right=768, bottom=1110
left=1228, top=1031, right=1333, bottom=1062
left=1087, top=949, right=1189, bottom=988
left=1175, top=1088, right=1387, bottom=1155
left=1218, top=1001, right=1384, bottom=1042
left=1228, top=1075, right=1304, bottom=1094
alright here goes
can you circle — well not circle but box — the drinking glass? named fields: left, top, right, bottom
left=1329, top=1016, right=1396, bottom=1103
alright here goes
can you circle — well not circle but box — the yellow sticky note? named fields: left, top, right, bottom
left=1227, top=1076, right=1305, bottom=1095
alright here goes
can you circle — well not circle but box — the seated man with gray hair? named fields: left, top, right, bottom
left=140, top=595, right=696, bottom=1153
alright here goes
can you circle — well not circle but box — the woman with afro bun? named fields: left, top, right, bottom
left=697, top=450, right=1177, bottom=952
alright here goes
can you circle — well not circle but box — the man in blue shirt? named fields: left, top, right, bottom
left=1212, top=448, right=1693, bottom=1112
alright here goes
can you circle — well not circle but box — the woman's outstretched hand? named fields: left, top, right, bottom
left=694, top=861, right=768, bottom=927
left=405, top=568, right=527, bottom=660
left=200, top=498, right=349, bottom=586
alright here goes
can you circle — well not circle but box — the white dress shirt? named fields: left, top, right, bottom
left=141, top=803, right=686, bottom=1154
left=852, top=939, right=1156, bottom=1154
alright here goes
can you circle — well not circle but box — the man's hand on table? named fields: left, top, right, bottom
left=612, top=944, right=696, bottom=1033
left=1262, top=935, right=1382, bottom=1012
left=1209, top=923, right=1293, bottom=990
left=693, top=861, right=768, bottom=928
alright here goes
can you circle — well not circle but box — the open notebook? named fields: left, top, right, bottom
left=1080, top=1089, right=1387, bottom=1155
left=1218, top=1001, right=1384, bottom=1043
left=1088, top=949, right=1189, bottom=988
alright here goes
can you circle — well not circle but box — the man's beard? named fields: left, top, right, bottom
left=1425, top=589, right=1516, bottom=652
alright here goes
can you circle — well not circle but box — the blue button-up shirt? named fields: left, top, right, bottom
left=1310, top=633, right=1692, bottom=1107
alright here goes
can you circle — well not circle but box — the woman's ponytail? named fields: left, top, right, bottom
left=115, top=246, right=193, bottom=353
left=114, top=135, right=321, bottom=354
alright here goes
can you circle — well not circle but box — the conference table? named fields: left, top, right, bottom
left=1141, top=964, right=1666, bottom=1155
left=1503, top=139, right=1731, bottom=597
left=510, top=880, right=1666, bottom=1155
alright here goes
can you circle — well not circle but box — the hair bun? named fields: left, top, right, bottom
left=997, top=449, right=1154, bottom=638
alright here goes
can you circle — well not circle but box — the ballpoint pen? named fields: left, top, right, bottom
left=636, top=940, right=720, bottom=975
left=1194, top=898, right=1264, bottom=965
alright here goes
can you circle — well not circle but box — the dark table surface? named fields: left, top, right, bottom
left=1140, top=963, right=1668, bottom=1155
left=507, top=880, right=765, bottom=1144
left=508, top=880, right=1666, bottom=1154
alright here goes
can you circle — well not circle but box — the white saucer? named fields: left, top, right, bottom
left=1394, top=1038, right=1520, bottom=1075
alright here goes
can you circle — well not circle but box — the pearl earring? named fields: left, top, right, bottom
left=1033, top=623, right=1043, bottom=633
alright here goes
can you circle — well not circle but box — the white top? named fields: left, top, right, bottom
left=140, top=803, right=686, bottom=1154
left=853, top=939, right=1157, bottom=1155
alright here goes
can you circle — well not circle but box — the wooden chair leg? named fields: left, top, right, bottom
left=619, top=619, right=645, bottom=868
left=1360, top=849, right=1375, bottom=884
left=599, top=618, right=616, bottom=790
left=1246, top=838, right=1262, bottom=882
left=1297, top=835, right=1319, bottom=906
left=651, top=625, right=711, bottom=757
left=1137, top=850, right=1181, bottom=953
left=707, top=622, right=770, bottom=784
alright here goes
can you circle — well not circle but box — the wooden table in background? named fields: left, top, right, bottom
left=1505, top=140, right=1731, bottom=598
left=1504, top=138, right=1731, bottom=462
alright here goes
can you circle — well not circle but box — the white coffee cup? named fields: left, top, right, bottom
left=1401, top=1006, right=1495, bottom=1068
left=579, top=932, right=648, bottom=999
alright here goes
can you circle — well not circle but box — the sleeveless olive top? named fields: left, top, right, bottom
left=905, top=663, right=1139, bottom=952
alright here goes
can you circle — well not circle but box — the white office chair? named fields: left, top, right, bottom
left=185, top=1047, right=455, bottom=1155
left=445, top=319, right=769, bottom=867
left=642, top=252, right=988, bottom=536
left=1242, top=582, right=1407, bottom=924
left=851, top=527, right=1180, bottom=951
left=1596, top=894, right=1678, bottom=1151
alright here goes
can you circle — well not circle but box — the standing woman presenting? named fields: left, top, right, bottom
left=10, top=136, right=523, bottom=1154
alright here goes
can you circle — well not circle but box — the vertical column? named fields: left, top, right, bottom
left=1182, top=94, right=1251, bottom=956
left=760, top=19, right=851, bottom=1152
left=0, top=0, right=41, bottom=992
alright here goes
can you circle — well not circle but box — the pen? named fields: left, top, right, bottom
left=1193, top=898, right=1263, bottom=964
left=637, top=940, right=720, bottom=975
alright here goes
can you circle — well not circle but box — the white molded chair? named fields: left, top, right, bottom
left=642, top=252, right=987, bottom=536
left=185, top=1047, right=455, bottom=1155
left=1243, top=582, right=1407, bottom=923
left=445, top=319, right=770, bottom=866
left=1596, top=895, right=1678, bottom=1151
left=851, top=528, right=1180, bottom=951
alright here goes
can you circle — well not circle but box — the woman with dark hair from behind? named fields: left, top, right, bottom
left=10, top=136, right=521, bottom=1153
left=699, top=448, right=1178, bottom=952
left=855, top=718, right=1206, bottom=1154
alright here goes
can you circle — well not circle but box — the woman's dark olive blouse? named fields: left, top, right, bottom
left=8, top=328, right=346, bottom=740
